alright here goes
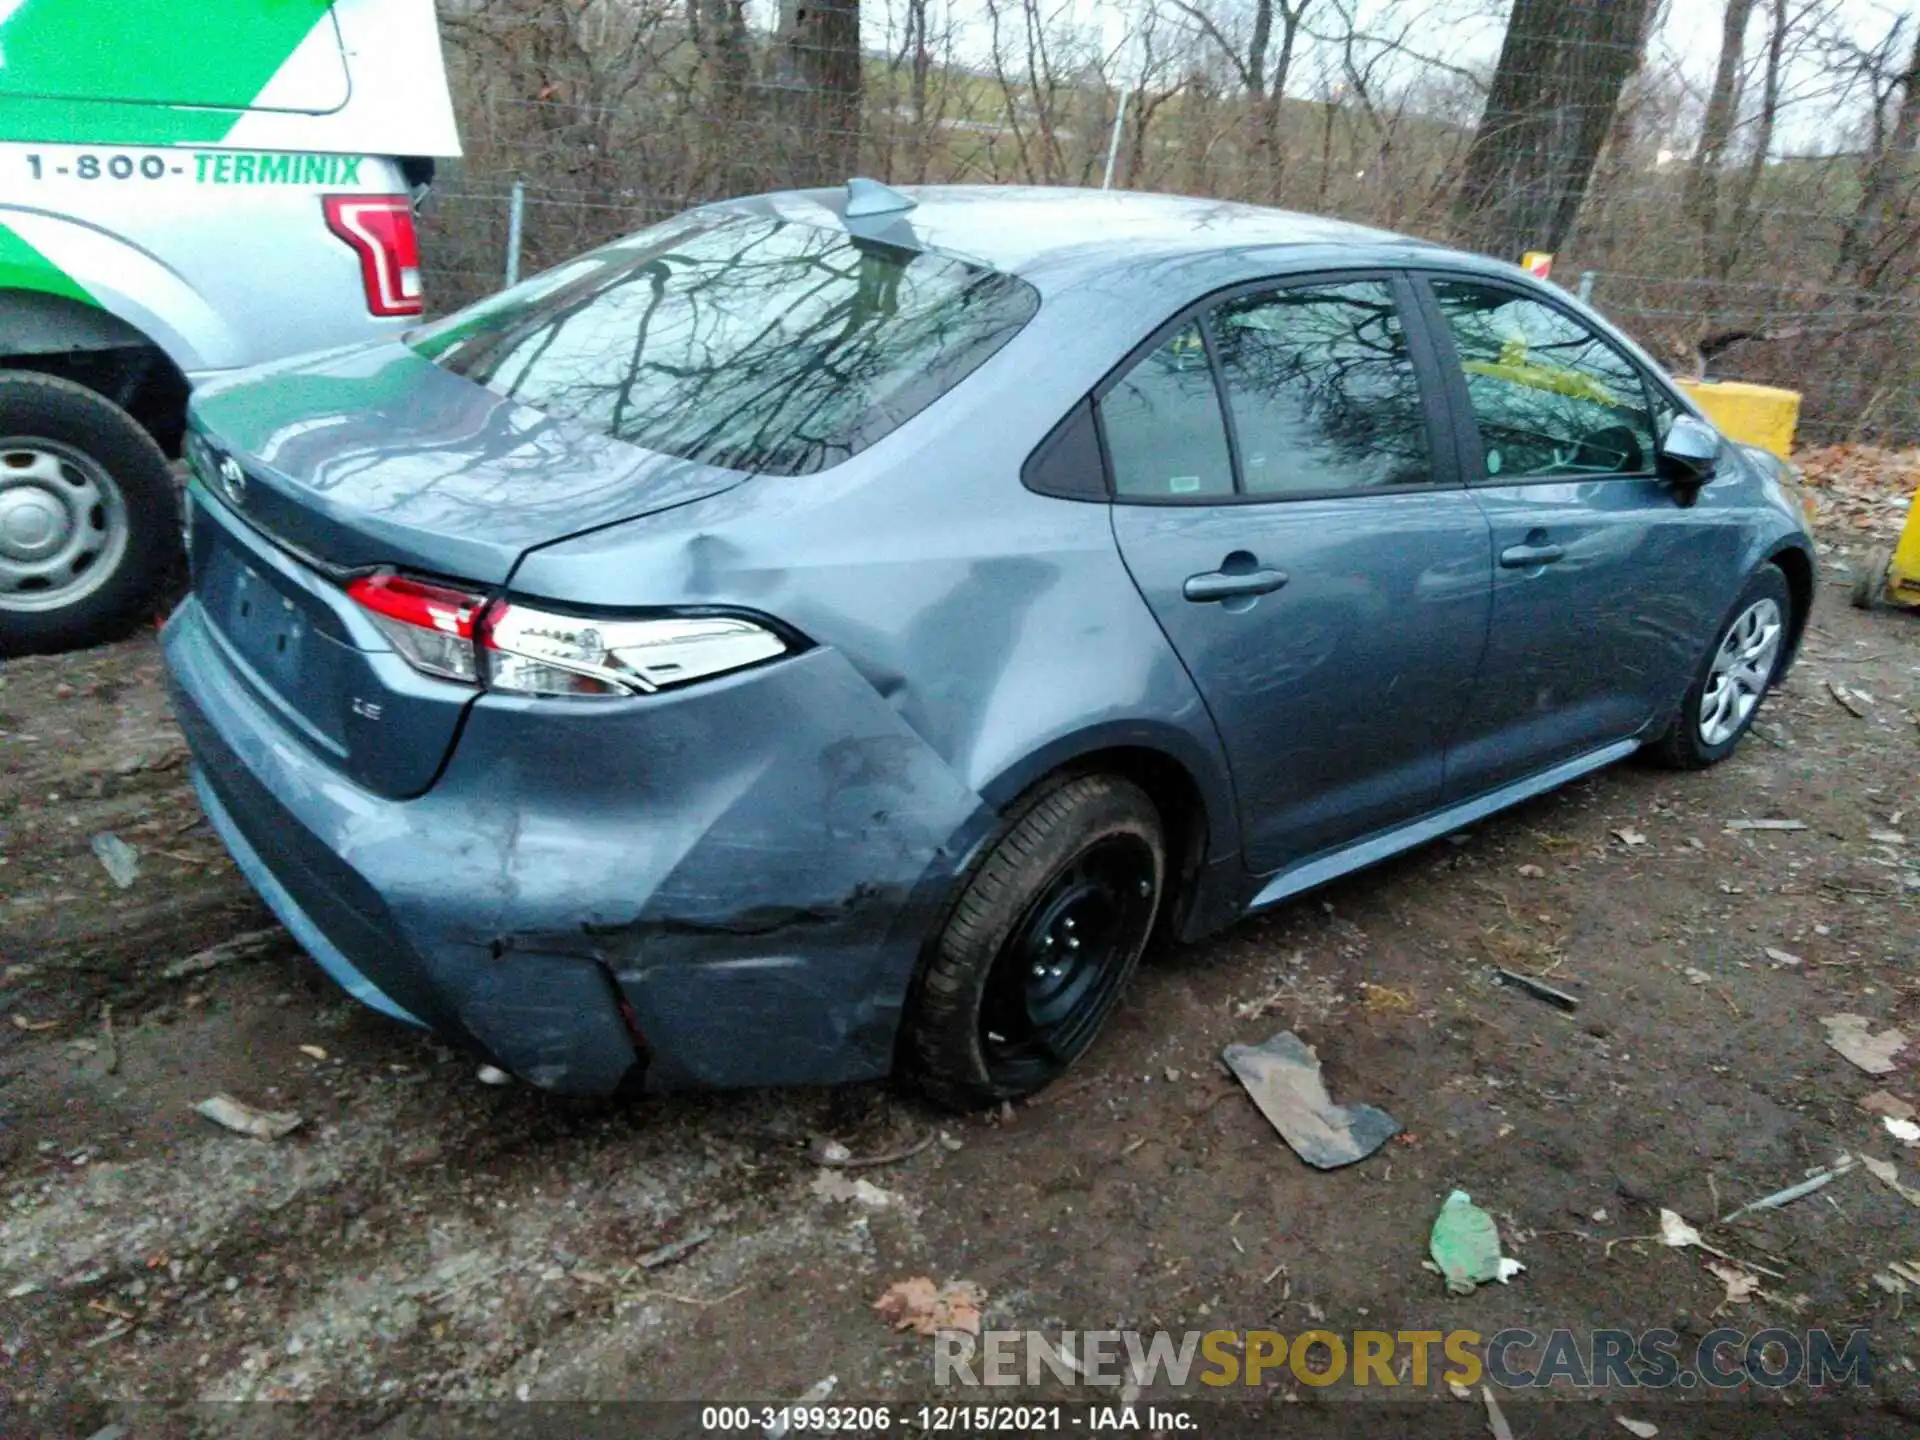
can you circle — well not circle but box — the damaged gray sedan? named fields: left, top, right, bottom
left=163, top=183, right=1813, bottom=1105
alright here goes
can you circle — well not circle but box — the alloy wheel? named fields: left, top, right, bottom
left=1698, top=596, right=1782, bottom=747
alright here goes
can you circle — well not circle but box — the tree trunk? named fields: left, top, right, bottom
left=907, top=0, right=932, bottom=182
left=771, top=0, right=863, bottom=185
left=1719, top=0, right=1786, bottom=279
left=1451, top=0, right=1659, bottom=259
left=1684, top=0, right=1757, bottom=262
left=698, top=0, right=752, bottom=113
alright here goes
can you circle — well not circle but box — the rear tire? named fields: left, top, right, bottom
left=907, top=775, right=1165, bottom=1111
left=1650, top=564, right=1792, bottom=770
left=0, top=370, right=179, bottom=657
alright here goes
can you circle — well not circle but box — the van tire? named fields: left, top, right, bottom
left=0, top=370, right=180, bottom=657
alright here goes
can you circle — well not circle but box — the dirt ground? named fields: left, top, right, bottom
left=2, top=519, right=1917, bottom=1434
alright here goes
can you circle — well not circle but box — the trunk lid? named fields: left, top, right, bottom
left=185, top=341, right=748, bottom=797
left=188, top=340, right=750, bottom=584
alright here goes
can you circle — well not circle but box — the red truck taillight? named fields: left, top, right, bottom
left=324, top=194, right=424, bottom=317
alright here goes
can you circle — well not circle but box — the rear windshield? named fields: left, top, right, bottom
left=411, top=213, right=1039, bottom=475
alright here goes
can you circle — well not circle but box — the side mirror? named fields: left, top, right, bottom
left=1659, top=414, right=1720, bottom=495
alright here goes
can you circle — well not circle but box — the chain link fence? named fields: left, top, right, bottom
left=416, top=37, right=1920, bottom=447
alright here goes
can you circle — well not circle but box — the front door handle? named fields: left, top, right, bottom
left=1183, top=566, right=1290, bottom=603
left=1498, top=542, right=1565, bottom=569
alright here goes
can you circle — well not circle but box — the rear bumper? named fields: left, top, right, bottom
left=162, top=595, right=991, bottom=1095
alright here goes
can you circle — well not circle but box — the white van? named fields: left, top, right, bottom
left=0, top=0, right=460, bottom=654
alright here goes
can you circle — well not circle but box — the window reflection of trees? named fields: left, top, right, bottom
left=418, top=216, right=1038, bottom=476
left=1431, top=283, right=1656, bottom=478
left=1210, top=282, right=1431, bottom=496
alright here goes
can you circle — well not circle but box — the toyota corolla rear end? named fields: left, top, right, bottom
left=161, top=200, right=1037, bottom=1093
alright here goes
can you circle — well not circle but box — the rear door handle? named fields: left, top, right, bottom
left=1183, top=567, right=1290, bottom=603
left=1498, top=542, right=1565, bottom=569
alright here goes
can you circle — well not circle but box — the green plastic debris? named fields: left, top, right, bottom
left=1429, top=1190, right=1524, bottom=1295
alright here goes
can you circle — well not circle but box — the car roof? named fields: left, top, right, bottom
left=725, top=184, right=1439, bottom=284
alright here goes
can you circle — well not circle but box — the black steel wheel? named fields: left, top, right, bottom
left=907, top=774, right=1164, bottom=1110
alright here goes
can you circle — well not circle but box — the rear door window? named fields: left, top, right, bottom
left=413, top=213, right=1039, bottom=476
left=1428, top=279, right=1659, bottom=480
left=1210, top=279, right=1433, bottom=496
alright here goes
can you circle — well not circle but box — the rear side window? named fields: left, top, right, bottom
left=1101, top=322, right=1235, bottom=499
left=412, top=214, right=1038, bottom=476
left=1211, top=280, right=1432, bottom=495
left=1430, top=279, right=1658, bottom=479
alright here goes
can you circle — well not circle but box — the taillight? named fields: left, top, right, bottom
left=323, top=194, right=423, bottom=317
left=345, top=574, right=788, bottom=697
left=346, top=574, right=485, bottom=681
left=481, top=604, right=787, bottom=697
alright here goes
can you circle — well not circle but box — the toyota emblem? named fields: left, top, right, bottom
left=217, top=455, right=247, bottom=505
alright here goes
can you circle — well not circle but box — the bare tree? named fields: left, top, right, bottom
left=1452, top=0, right=1662, bottom=257
left=1836, top=14, right=1920, bottom=289
left=1684, top=0, right=1759, bottom=262
left=770, top=0, right=865, bottom=183
left=1168, top=0, right=1317, bottom=200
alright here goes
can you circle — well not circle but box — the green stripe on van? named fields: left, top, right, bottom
left=0, top=221, right=97, bottom=307
left=0, top=0, right=334, bottom=145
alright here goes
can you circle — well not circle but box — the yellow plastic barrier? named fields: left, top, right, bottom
left=1674, top=379, right=1801, bottom=460
left=1852, top=483, right=1920, bottom=612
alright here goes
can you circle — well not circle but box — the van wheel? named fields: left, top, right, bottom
left=908, top=775, right=1165, bottom=1111
left=1649, top=564, right=1792, bottom=770
left=0, top=370, right=179, bottom=657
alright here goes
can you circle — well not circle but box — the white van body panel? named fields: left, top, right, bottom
left=1, top=149, right=420, bottom=378
left=1, top=0, right=461, bottom=378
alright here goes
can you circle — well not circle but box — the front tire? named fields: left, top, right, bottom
left=907, top=775, right=1165, bottom=1111
left=1650, top=564, right=1792, bottom=769
left=0, top=370, right=180, bottom=657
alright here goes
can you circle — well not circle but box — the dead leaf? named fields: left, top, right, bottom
left=810, top=1171, right=895, bottom=1208
left=298, top=1044, right=328, bottom=1061
left=1516, top=864, right=1546, bottom=879
left=1659, top=1209, right=1702, bottom=1248
left=1762, top=947, right=1802, bottom=967
left=193, top=1094, right=303, bottom=1141
left=1616, top=1419, right=1659, bottom=1438
left=1706, top=1260, right=1760, bottom=1306
left=873, top=1276, right=984, bottom=1336
left=1861, top=1090, right=1917, bottom=1122
left=1613, top=827, right=1647, bottom=847
left=1822, top=1013, right=1908, bottom=1075
left=10, top=1014, right=58, bottom=1032
left=1828, top=679, right=1871, bottom=718
left=1360, top=982, right=1414, bottom=1014
left=1861, top=1154, right=1920, bottom=1207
